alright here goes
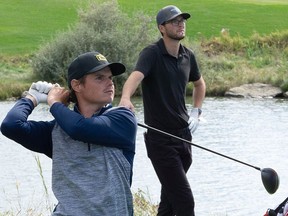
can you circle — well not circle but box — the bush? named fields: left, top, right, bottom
left=31, top=0, right=158, bottom=94
left=250, top=30, right=288, bottom=49
left=200, top=30, right=288, bottom=57
left=196, top=30, right=288, bottom=95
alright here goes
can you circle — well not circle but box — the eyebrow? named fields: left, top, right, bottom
left=93, top=72, right=113, bottom=78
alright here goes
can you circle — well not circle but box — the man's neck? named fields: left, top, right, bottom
left=163, top=37, right=181, bottom=58
left=77, top=102, right=103, bottom=118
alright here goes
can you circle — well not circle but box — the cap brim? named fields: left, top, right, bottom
left=168, top=12, right=191, bottom=22
left=109, top=63, right=126, bottom=76
left=182, top=13, right=191, bottom=19
left=87, top=62, right=126, bottom=76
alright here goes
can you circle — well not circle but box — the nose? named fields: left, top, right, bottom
left=107, top=78, right=114, bottom=86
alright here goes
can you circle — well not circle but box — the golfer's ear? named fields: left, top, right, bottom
left=71, top=79, right=81, bottom=92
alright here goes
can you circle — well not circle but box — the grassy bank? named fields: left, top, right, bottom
left=1, top=31, right=287, bottom=100
left=191, top=31, right=288, bottom=95
left=0, top=0, right=287, bottom=100
left=1, top=0, right=288, bottom=55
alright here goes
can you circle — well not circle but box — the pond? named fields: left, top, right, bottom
left=0, top=97, right=288, bottom=215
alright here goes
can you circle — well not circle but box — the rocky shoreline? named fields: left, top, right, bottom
left=225, top=83, right=288, bottom=98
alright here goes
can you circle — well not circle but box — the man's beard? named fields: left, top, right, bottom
left=167, top=31, right=185, bottom=41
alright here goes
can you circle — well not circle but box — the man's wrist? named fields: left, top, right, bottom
left=121, top=96, right=131, bottom=100
left=23, top=91, right=37, bottom=107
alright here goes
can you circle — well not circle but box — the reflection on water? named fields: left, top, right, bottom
left=0, top=97, right=288, bottom=215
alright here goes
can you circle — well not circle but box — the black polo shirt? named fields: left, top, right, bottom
left=134, top=38, right=201, bottom=131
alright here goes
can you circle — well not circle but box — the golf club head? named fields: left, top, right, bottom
left=261, top=168, right=279, bottom=194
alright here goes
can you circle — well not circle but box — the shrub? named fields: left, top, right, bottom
left=31, top=0, right=158, bottom=94
left=250, top=30, right=288, bottom=49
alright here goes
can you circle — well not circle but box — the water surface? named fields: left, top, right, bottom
left=0, top=97, right=287, bottom=215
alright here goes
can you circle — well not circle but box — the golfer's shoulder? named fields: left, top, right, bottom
left=103, top=106, right=136, bottom=118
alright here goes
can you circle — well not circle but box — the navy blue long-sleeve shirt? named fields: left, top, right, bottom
left=1, top=98, right=137, bottom=215
left=1, top=98, right=136, bottom=165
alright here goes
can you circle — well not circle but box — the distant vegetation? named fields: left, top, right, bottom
left=190, top=30, right=288, bottom=95
left=0, top=0, right=287, bottom=100
left=30, top=0, right=157, bottom=93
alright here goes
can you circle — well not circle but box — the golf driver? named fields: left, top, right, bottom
left=137, top=123, right=279, bottom=194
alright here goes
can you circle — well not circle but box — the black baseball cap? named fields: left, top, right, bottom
left=67, top=51, right=126, bottom=88
left=156, top=5, right=190, bottom=27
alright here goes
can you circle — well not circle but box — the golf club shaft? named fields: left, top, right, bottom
left=137, top=123, right=261, bottom=171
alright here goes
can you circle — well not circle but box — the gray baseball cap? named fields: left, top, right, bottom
left=156, top=5, right=191, bottom=26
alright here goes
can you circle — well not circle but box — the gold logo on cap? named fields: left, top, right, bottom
left=95, top=54, right=107, bottom=61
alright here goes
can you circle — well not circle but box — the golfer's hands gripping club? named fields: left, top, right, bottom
left=47, top=85, right=70, bottom=107
left=28, top=81, right=59, bottom=105
left=188, top=108, right=202, bottom=134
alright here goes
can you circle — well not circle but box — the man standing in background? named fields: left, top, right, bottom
left=119, top=5, right=206, bottom=216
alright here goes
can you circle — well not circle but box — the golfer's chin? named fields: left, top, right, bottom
left=104, top=95, right=114, bottom=104
left=178, top=34, right=185, bottom=40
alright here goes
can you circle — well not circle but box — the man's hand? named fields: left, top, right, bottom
left=47, top=86, right=70, bottom=107
left=188, top=108, right=202, bottom=134
left=28, top=81, right=55, bottom=105
left=118, top=97, right=135, bottom=112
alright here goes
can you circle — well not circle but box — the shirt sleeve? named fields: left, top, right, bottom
left=49, top=103, right=137, bottom=151
left=188, top=50, right=201, bottom=82
left=0, top=98, right=54, bottom=158
left=134, top=46, right=157, bottom=77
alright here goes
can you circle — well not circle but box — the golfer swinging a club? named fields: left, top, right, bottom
left=119, top=5, right=206, bottom=216
left=1, top=51, right=137, bottom=215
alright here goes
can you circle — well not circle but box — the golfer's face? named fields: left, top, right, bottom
left=81, top=67, right=115, bottom=105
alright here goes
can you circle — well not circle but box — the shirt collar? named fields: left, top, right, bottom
left=73, top=103, right=113, bottom=116
left=157, top=38, right=186, bottom=57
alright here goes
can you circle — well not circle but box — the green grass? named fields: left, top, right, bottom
left=0, top=0, right=287, bottom=99
left=0, top=0, right=88, bottom=55
left=1, top=0, right=288, bottom=55
left=231, top=0, right=288, bottom=4
left=118, top=0, right=288, bottom=39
